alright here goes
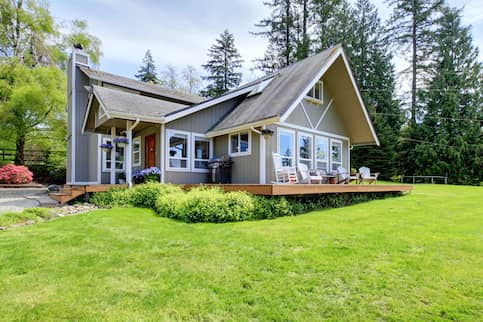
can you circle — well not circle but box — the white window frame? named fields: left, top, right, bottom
left=305, top=81, right=323, bottom=104
left=330, top=139, right=343, bottom=171
left=102, top=137, right=125, bottom=172
left=228, top=131, right=251, bottom=157
left=166, top=129, right=191, bottom=172
left=297, top=132, right=314, bottom=169
left=277, top=128, right=296, bottom=167
left=315, top=135, right=329, bottom=171
left=191, top=133, right=213, bottom=173
left=132, top=136, right=141, bottom=167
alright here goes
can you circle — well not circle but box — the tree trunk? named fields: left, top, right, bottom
left=411, top=3, right=417, bottom=126
left=15, top=134, right=26, bottom=165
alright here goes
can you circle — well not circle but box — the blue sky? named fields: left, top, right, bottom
left=50, top=0, right=483, bottom=84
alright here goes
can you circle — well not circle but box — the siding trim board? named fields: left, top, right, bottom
left=314, top=98, right=334, bottom=129
left=275, top=122, right=350, bottom=141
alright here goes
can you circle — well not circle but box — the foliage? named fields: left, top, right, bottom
left=201, top=29, right=243, bottom=97
left=0, top=207, right=53, bottom=227
left=182, top=65, right=202, bottom=94
left=0, top=164, right=33, bottom=184
left=130, top=183, right=183, bottom=209
left=135, top=49, right=158, bottom=83
left=133, top=167, right=161, bottom=183
left=59, top=19, right=102, bottom=68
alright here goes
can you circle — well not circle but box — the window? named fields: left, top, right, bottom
left=330, top=139, right=343, bottom=171
left=229, top=131, right=250, bottom=156
left=278, top=129, right=295, bottom=166
left=306, top=81, right=323, bottom=102
left=167, top=130, right=189, bottom=171
left=315, top=136, right=329, bottom=171
left=298, top=133, right=313, bottom=168
left=102, top=138, right=125, bottom=172
left=132, top=137, right=141, bottom=167
left=192, top=134, right=211, bottom=172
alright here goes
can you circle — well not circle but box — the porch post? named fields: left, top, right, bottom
left=110, top=127, right=116, bottom=184
left=160, top=123, right=165, bottom=183
left=126, top=120, right=133, bottom=188
left=259, top=126, right=266, bottom=184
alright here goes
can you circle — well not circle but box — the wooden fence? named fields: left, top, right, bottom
left=0, top=147, right=64, bottom=165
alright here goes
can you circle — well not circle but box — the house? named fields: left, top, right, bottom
left=67, top=44, right=379, bottom=188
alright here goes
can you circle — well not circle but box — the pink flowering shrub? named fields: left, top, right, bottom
left=0, top=164, right=33, bottom=184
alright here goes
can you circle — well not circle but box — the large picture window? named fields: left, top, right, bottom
left=132, top=137, right=141, bottom=167
left=315, top=136, right=329, bottom=171
left=192, top=134, right=211, bottom=172
left=229, top=131, right=250, bottom=156
left=330, top=139, right=343, bottom=171
left=102, top=138, right=125, bottom=172
left=298, top=133, right=313, bottom=168
left=167, top=130, right=189, bottom=171
left=278, top=129, right=295, bottom=166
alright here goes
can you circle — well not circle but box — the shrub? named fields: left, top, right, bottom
left=0, top=164, right=33, bottom=184
left=90, top=186, right=133, bottom=208
left=130, top=183, right=182, bottom=209
left=133, top=167, right=161, bottom=183
left=253, top=196, right=292, bottom=219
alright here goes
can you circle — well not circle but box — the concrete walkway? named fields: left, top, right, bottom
left=0, top=188, right=58, bottom=213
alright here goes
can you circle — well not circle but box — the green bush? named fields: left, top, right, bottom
left=130, top=183, right=183, bottom=209
left=253, top=196, right=292, bottom=219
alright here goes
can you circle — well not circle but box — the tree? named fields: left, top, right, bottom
left=0, top=61, right=66, bottom=164
left=410, top=6, right=482, bottom=184
left=161, top=65, right=179, bottom=90
left=135, top=50, right=158, bottom=83
left=59, top=19, right=102, bottom=68
left=201, top=29, right=243, bottom=98
left=182, top=65, right=201, bottom=94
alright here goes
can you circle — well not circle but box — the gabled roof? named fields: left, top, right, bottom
left=91, top=85, right=187, bottom=122
left=80, top=66, right=204, bottom=104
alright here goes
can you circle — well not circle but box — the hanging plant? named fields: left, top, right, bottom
left=100, top=143, right=113, bottom=152
left=113, top=137, right=129, bottom=147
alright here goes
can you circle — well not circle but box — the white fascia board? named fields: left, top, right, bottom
left=205, top=117, right=279, bottom=138
left=280, top=47, right=342, bottom=122
left=339, top=50, right=380, bottom=146
left=162, top=85, right=258, bottom=123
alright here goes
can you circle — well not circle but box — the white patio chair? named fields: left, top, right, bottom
left=298, top=163, right=322, bottom=184
left=272, top=153, right=297, bottom=183
left=359, top=167, right=379, bottom=184
left=337, top=166, right=359, bottom=184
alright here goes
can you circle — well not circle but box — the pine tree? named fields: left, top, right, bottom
left=135, top=50, right=158, bottom=83
left=411, top=6, right=482, bottom=184
left=201, top=29, right=243, bottom=98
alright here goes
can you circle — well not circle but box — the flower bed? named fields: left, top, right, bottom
left=0, top=164, right=33, bottom=184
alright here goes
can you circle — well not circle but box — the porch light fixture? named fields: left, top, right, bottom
left=261, top=128, right=274, bottom=138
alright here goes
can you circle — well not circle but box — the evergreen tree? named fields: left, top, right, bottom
left=135, top=50, right=158, bottom=83
left=201, top=29, right=243, bottom=98
left=411, top=6, right=482, bottom=184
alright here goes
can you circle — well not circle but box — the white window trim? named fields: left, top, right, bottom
left=297, top=132, right=314, bottom=169
left=191, top=133, right=213, bottom=173
left=330, top=138, right=343, bottom=171
left=101, top=137, right=125, bottom=172
left=305, top=81, right=323, bottom=104
left=228, top=131, right=251, bottom=157
left=132, top=136, right=141, bottom=167
left=315, top=135, right=329, bottom=170
left=277, top=128, right=296, bottom=167
left=166, top=129, right=191, bottom=172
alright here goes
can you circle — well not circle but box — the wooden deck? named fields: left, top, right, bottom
left=49, top=184, right=127, bottom=205
left=182, top=183, right=413, bottom=196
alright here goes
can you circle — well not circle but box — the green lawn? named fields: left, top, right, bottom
left=0, top=185, right=481, bottom=321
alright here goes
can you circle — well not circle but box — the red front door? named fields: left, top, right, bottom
left=145, top=134, right=156, bottom=168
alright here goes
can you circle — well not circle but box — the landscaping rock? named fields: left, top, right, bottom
left=53, top=203, right=99, bottom=217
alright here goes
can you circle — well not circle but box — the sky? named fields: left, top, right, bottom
left=50, top=0, right=483, bottom=85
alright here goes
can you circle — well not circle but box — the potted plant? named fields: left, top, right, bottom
left=118, top=172, right=126, bottom=184
left=100, top=142, right=113, bottom=152
left=113, top=137, right=129, bottom=147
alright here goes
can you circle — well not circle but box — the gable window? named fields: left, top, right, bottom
left=306, top=81, right=323, bottom=103
left=315, top=136, right=329, bottom=171
left=229, top=131, right=250, bottom=156
left=330, top=139, right=343, bottom=171
left=102, top=138, right=125, bottom=172
left=298, top=133, right=313, bottom=168
left=278, top=129, right=295, bottom=166
left=132, top=137, right=141, bottom=167
left=167, top=130, right=190, bottom=171
left=192, top=134, right=211, bottom=172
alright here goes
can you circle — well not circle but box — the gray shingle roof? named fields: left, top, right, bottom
left=81, top=67, right=204, bottom=104
left=92, top=85, right=187, bottom=121
left=209, top=45, right=339, bottom=133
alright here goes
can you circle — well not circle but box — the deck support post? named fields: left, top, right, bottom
left=110, top=127, right=116, bottom=185
left=126, top=120, right=133, bottom=188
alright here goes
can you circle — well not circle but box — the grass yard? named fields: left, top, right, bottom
left=0, top=185, right=481, bottom=321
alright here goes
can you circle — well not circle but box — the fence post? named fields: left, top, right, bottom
left=413, top=176, right=415, bottom=184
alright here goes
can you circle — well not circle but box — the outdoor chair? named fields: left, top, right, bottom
left=359, top=167, right=379, bottom=184
left=298, top=163, right=322, bottom=184
left=337, top=166, right=359, bottom=184
left=272, top=153, right=297, bottom=183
